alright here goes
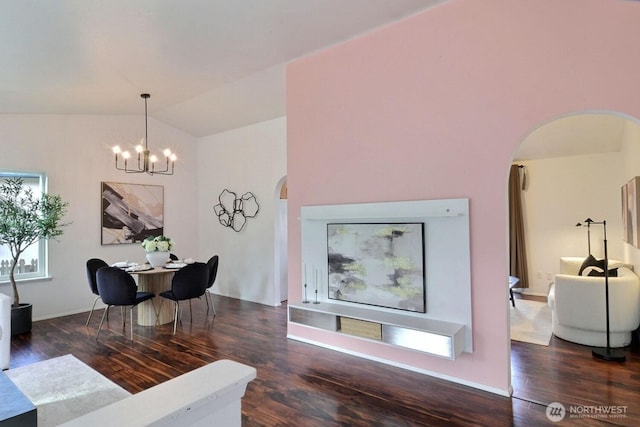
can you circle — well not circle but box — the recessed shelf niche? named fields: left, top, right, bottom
left=289, top=302, right=465, bottom=359
left=288, top=198, right=473, bottom=360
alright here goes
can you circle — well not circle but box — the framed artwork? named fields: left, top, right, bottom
left=327, top=222, right=426, bottom=313
left=101, top=182, right=164, bottom=245
left=622, top=177, right=640, bottom=248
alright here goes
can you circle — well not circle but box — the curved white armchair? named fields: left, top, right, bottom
left=548, top=257, right=640, bottom=347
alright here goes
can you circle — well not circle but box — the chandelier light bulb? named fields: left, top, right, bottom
left=150, top=154, right=158, bottom=163
left=163, top=148, right=172, bottom=157
left=170, top=154, right=177, bottom=161
left=112, top=145, right=121, bottom=154
left=122, top=151, right=131, bottom=159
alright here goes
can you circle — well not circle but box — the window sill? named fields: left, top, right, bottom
left=0, top=275, right=53, bottom=286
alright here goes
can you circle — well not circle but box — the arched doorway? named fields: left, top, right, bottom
left=508, top=112, right=640, bottom=389
left=511, top=112, right=636, bottom=297
left=274, top=176, right=288, bottom=304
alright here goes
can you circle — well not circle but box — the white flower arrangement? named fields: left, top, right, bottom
left=141, top=235, right=174, bottom=252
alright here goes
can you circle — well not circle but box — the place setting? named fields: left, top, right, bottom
left=109, top=261, right=154, bottom=273
left=110, top=260, right=194, bottom=272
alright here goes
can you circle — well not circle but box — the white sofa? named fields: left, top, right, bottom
left=0, top=292, right=10, bottom=370
left=61, top=359, right=256, bottom=427
left=548, top=257, right=640, bottom=347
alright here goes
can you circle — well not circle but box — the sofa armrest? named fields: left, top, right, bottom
left=61, top=360, right=256, bottom=427
left=559, top=256, right=633, bottom=275
left=554, top=271, right=640, bottom=332
left=559, top=257, right=585, bottom=275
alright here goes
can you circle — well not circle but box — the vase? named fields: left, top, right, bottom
left=146, top=251, right=169, bottom=268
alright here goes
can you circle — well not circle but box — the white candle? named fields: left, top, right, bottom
left=304, top=264, right=307, bottom=283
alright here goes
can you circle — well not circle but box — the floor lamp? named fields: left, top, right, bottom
left=578, top=219, right=626, bottom=362
left=575, top=217, right=593, bottom=254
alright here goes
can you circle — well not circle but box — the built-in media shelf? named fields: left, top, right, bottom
left=289, top=302, right=465, bottom=360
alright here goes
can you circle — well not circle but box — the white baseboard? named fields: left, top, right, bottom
left=520, top=289, right=549, bottom=297
left=287, top=333, right=511, bottom=397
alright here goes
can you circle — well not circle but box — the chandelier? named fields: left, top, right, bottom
left=112, top=94, right=176, bottom=175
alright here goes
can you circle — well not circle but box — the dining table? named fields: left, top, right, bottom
left=126, top=262, right=187, bottom=326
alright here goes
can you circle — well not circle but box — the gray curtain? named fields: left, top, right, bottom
left=509, top=165, right=529, bottom=289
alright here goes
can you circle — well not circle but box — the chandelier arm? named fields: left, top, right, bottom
left=112, top=93, right=176, bottom=176
left=149, top=161, right=175, bottom=176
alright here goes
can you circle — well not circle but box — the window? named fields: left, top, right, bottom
left=0, top=171, right=49, bottom=283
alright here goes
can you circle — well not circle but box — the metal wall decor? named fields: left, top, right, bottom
left=213, top=189, right=259, bottom=232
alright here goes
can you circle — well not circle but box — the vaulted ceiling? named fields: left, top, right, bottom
left=2, top=0, right=632, bottom=158
left=0, top=0, right=443, bottom=137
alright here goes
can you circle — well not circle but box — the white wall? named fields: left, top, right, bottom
left=275, top=196, right=288, bottom=303
left=196, top=117, right=286, bottom=306
left=620, top=119, right=640, bottom=268
left=520, top=152, right=625, bottom=295
left=0, top=114, right=198, bottom=319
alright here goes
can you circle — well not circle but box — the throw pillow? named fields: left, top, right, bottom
left=578, top=254, right=603, bottom=275
left=586, top=267, right=618, bottom=277
left=579, top=255, right=619, bottom=277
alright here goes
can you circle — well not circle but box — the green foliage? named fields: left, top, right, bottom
left=0, top=177, right=69, bottom=306
left=141, top=235, right=174, bottom=252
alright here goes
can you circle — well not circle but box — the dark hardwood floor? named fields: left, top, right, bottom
left=8, top=294, right=640, bottom=426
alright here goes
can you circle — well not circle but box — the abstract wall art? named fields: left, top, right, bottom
left=101, top=182, right=164, bottom=245
left=622, top=176, right=640, bottom=248
left=327, top=222, right=426, bottom=313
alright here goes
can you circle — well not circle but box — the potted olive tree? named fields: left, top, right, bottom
left=0, top=177, right=68, bottom=335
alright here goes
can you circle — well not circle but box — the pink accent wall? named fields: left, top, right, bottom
left=286, top=0, right=640, bottom=393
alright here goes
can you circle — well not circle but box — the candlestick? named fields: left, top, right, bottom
left=302, top=264, right=309, bottom=303
left=313, top=267, right=320, bottom=304
left=303, top=283, right=309, bottom=303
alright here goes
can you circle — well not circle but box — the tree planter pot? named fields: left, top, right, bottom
left=11, top=303, right=32, bottom=336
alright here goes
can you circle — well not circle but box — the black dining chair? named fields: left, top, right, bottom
left=205, top=255, right=219, bottom=317
left=159, top=262, right=209, bottom=334
left=85, top=258, right=109, bottom=326
left=95, top=266, right=155, bottom=341
left=170, top=253, right=179, bottom=261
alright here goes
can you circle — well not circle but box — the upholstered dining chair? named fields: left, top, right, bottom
left=159, top=262, right=209, bottom=334
left=205, top=255, right=219, bottom=317
left=95, top=266, right=155, bottom=341
left=85, top=258, right=109, bottom=326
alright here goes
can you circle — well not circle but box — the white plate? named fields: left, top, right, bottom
left=165, top=263, right=187, bottom=269
left=112, top=262, right=129, bottom=268
left=126, top=265, right=153, bottom=272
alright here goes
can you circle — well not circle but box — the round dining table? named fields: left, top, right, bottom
left=129, top=265, right=184, bottom=326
